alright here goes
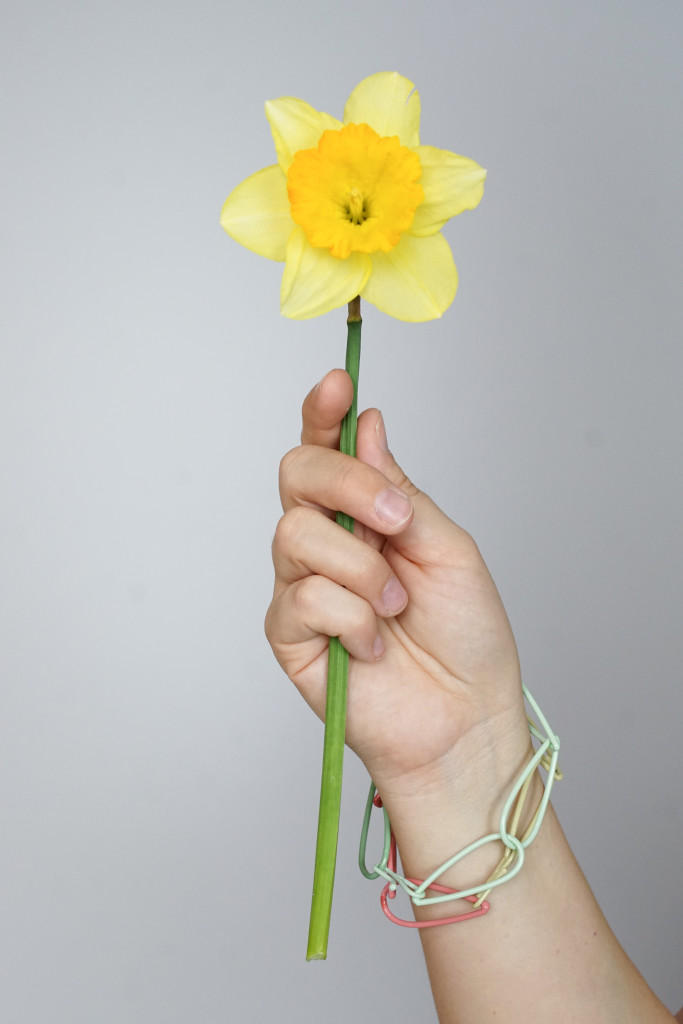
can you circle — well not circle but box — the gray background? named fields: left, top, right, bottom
left=1, top=0, right=681, bottom=1020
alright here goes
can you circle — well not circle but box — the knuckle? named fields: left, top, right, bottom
left=388, top=462, right=419, bottom=498
left=263, top=603, right=276, bottom=645
left=273, top=505, right=315, bottom=555
left=278, top=444, right=308, bottom=489
left=291, top=574, right=323, bottom=618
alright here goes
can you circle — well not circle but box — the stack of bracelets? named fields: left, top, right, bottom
left=358, top=684, right=562, bottom=928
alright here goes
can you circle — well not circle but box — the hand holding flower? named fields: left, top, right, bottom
left=266, top=370, right=532, bottom=844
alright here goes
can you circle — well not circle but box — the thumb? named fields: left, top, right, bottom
left=355, top=408, right=470, bottom=562
left=355, top=408, right=419, bottom=497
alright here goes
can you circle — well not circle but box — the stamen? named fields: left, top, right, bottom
left=347, top=187, right=366, bottom=225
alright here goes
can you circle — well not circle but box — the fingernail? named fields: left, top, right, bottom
left=373, top=633, right=385, bottom=659
left=375, top=488, right=412, bottom=527
left=376, top=411, right=390, bottom=452
left=382, top=575, right=407, bottom=614
left=314, top=370, right=332, bottom=391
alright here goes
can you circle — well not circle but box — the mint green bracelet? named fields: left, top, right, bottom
left=359, top=685, right=562, bottom=925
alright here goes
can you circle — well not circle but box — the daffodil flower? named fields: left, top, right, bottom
left=221, top=71, right=486, bottom=321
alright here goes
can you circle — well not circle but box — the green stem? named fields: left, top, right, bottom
left=306, top=296, right=362, bottom=961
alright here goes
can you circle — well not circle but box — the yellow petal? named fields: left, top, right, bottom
left=343, top=72, right=420, bottom=148
left=265, top=98, right=343, bottom=174
left=409, top=146, right=486, bottom=237
left=361, top=233, right=457, bottom=321
left=281, top=227, right=372, bottom=319
left=220, top=165, right=293, bottom=261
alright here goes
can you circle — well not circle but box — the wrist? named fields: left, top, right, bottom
left=371, top=697, right=555, bottom=902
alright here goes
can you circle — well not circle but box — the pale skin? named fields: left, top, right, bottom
left=265, top=368, right=679, bottom=1023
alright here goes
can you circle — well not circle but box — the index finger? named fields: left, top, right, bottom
left=300, top=369, right=354, bottom=448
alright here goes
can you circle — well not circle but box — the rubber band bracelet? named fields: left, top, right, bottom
left=358, top=684, right=562, bottom=928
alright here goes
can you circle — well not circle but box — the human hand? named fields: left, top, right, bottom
left=267, top=372, right=679, bottom=1024
left=265, top=370, right=532, bottom=817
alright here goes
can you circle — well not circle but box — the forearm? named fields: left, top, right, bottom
left=382, top=750, right=675, bottom=1024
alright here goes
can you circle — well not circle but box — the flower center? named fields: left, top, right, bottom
left=347, top=187, right=365, bottom=225
left=286, top=123, right=424, bottom=259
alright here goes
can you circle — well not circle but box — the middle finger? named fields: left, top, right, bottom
left=272, top=505, right=409, bottom=617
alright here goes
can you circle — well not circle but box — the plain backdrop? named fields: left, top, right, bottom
left=1, top=1, right=681, bottom=1020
